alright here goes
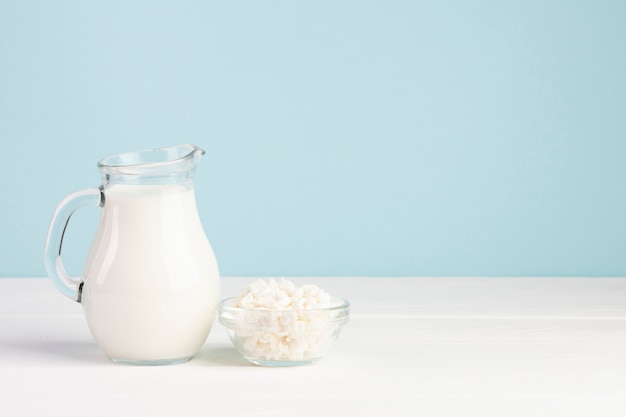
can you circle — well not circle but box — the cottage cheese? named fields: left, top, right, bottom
left=231, top=279, right=338, bottom=362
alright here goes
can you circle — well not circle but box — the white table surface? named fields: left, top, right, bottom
left=2, top=277, right=626, bottom=416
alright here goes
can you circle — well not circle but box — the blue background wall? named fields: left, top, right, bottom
left=1, top=1, right=625, bottom=277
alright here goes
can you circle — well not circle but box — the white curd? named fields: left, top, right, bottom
left=231, top=279, right=338, bottom=362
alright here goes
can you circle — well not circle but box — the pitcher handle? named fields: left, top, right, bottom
left=44, top=188, right=104, bottom=302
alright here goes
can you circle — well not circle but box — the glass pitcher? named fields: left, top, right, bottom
left=44, top=144, right=220, bottom=365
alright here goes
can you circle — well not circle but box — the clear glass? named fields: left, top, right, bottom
left=44, top=144, right=220, bottom=366
left=98, top=143, right=205, bottom=184
left=219, top=297, right=350, bottom=366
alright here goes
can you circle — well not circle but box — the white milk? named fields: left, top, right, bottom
left=81, top=183, right=220, bottom=364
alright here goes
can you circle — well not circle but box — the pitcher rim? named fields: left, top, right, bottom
left=97, top=144, right=204, bottom=170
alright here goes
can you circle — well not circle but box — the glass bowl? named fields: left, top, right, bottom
left=218, top=297, right=350, bottom=366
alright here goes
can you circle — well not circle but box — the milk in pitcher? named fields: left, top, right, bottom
left=80, top=183, right=219, bottom=363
